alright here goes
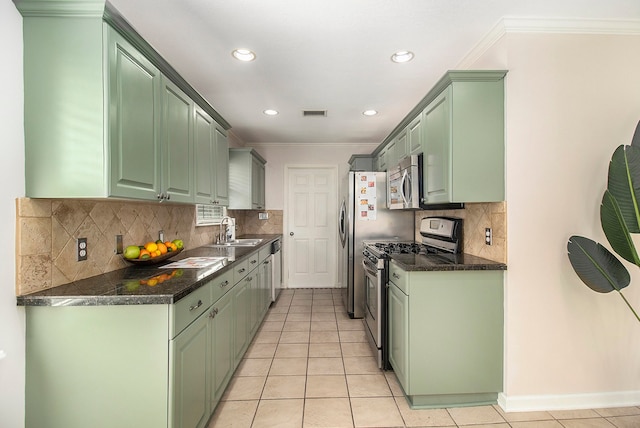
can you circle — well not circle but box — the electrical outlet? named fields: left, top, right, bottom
left=77, top=237, right=88, bottom=261
left=259, top=212, right=269, bottom=220
left=115, top=235, right=123, bottom=254
left=485, top=228, right=492, bottom=245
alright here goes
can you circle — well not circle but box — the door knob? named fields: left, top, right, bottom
left=290, top=232, right=294, bottom=236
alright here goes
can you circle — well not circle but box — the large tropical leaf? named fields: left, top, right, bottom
left=601, top=190, right=640, bottom=265
left=567, top=235, right=630, bottom=293
left=606, top=145, right=640, bottom=233
left=631, top=120, right=640, bottom=147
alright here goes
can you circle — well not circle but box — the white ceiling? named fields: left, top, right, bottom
left=108, top=0, right=640, bottom=146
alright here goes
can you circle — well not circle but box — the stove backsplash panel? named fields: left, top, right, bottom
left=414, top=202, right=506, bottom=263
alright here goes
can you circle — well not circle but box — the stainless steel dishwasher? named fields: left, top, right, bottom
left=271, top=238, right=282, bottom=303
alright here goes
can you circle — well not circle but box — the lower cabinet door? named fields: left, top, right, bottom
left=210, top=292, right=234, bottom=408
left=169, top=311, right=209, bottom=428
left=233, top=276, right=252, bottom=364
left=388, top=281, right=410, bottom=393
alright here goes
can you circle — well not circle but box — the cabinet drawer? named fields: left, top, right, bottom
left=170, top=284, right=212, bottom=339
left=259, top=245, right=271, bottom=263
left=211, top=269, right=234, bottom=303
left=389, top=262, right=409, bottom=295
left=247, top=252, right=260, bottom=272
left=233, top=259, right=250, bottom=284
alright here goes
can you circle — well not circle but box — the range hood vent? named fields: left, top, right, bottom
left=302, top=110, right=327, bottom=117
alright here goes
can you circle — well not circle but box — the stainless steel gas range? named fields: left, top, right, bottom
left=362, top=217, right=463, bottom=369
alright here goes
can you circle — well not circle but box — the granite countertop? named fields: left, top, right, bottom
left=17, top=234, right=281, bottom=307
left=389, top=252, right=507, bottom=272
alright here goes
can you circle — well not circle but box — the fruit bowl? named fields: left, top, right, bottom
left=123, top=247, right=184, bottom=265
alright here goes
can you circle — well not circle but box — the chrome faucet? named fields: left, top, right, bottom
left=218, top=216, right=234, bottom=243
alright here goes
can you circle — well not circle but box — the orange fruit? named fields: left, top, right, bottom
left=169, top=242, right=178, bottom=251
left=147, top=279, right=158, bottom=286
left=157, top=242, right=168, bottom=254
left=139, top=249, right=151, bottom=259
left=145, top=242, right=158, bottom=253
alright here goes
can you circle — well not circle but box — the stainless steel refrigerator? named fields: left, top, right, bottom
left=339, top=171, right=414, bottom=318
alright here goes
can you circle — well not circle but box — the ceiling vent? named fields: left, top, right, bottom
left=302, top=110, right=327, bottom=117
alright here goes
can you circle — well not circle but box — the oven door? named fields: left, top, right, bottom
left=362, top=257, right=383, bottom=366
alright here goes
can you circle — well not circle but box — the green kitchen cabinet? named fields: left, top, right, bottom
left=213, top=126, right=230, bottom=206
left=229, top=148, right=267, bottom=210
left=233, top=273, right=252, bottom=364
left=25, top=305, right=170, bottom=428
left=161, top=77, right=195, bottom=203
left=208, top=290, right=234, bottom=411
left=388, top=279, right=410, bottom=391
left=169, top=309, right=209, bottom=428
left=408, top=115, right=423, bottom=155
left=23, top=241, right=276, bottom=428
left=421, top=71, right=506, bottom=205
left=395, top=129, right=408, bottom=162
left=15, top=0, right=230, bottom=200
left=386, top=139, right=398, bottom=170
left=108, top=28, right=162, bottom=200
left=387, top=261, right=504, bottom=408
left=376, top=146, right=388, bottom=172
left=194, top=107, right=229, bottom=206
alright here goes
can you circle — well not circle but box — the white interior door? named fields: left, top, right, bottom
left=285, top=166, right=338, bottom=288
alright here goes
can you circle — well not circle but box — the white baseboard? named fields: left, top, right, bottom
left=498, top=391, right=640, bottom=412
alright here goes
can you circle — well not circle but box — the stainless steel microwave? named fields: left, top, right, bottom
left=387, top=154, right=421, bottom=209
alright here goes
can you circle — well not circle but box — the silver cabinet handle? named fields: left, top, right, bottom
left=263, top=260, right=270, bottom=265
left=250, top=260, right=257, bottom=264
left=392, top=273, right=401, bottom=280
left=189, top=300, right=203, bottom=311
left=238, top=268, right=246, bottom=274
left=220, top=280, right=229, bottom=288
left=245, top=276, right=253, bottom=282
left=209, top=307, right=219, bottom=319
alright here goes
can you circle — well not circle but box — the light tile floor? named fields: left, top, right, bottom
left=209, top=288, right=640, bottom=427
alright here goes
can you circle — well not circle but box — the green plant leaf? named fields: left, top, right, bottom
left=631, top=120, right=640, bottom=147
left=601, top=190, right=640, bottom=265
left=567, top=235, right=630, bottom=293
left=607, top=145, right=640, bottom=233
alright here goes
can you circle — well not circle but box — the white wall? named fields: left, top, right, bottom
left=0, top=2, right=26, bottom=427
left=250, top=143, right=378, bottom=210
left=472, top=31, right=640, bottom=410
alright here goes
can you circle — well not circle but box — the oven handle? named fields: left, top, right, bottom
left=362, top=259, right=379, bottom=277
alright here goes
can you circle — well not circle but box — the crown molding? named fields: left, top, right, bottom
left=458, top=17, right=640, bottom=69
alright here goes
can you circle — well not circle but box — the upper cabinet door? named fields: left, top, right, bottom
left=213, top=126, right=230, bottom=206
left=162, top=77, right=194, bottom=203
left=408, top=115, right=422, bottom=155
left=108, top=28, right=162, bottom=201
left=422, top=87, right=451, bottom=204
left=194, top=106, right=215, bottom=204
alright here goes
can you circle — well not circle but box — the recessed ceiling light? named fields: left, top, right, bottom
left=363, top=110, right=378, bottom=116
left=232, top=49, right=256, bottom=62
left=391, top=50, right=414, bottom=63
left=263, top=109, right=278, bottom=116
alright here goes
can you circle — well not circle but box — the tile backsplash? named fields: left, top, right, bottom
left=16, top=198, right=223, bottom=295
left=15, top=197, right=501, bottom=296
left=413, top=202, right=507, bottom=263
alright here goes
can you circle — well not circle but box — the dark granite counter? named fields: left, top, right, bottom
left=389, top=252, right=507, bottom=272
left=17, top=234, right=281, bottom=307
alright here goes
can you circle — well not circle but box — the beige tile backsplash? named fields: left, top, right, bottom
left=15, top=197, right=503, bottom=296
left=414, top=202, right=507, bottom=263
left=16, top=198, right=222, bottom=295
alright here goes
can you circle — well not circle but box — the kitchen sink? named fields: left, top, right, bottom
left=206, top=238, right=263, bottom=247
